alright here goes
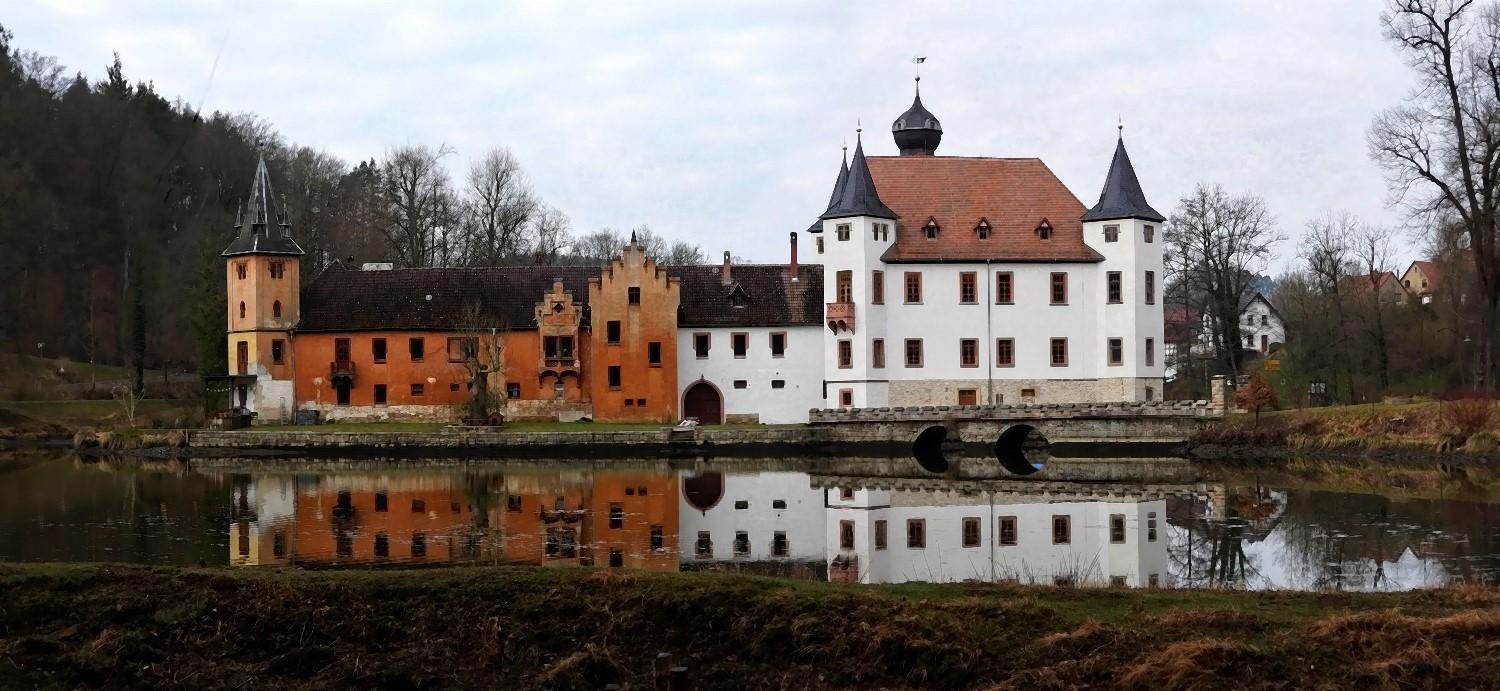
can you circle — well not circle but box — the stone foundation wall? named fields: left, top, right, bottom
left=506, top=398, right=593, bottom=422
left=725, top=413, right=761, bottom=425
left=888, top=377, right=1167, bottom=407
left=295, top=403, right=457, bottom=423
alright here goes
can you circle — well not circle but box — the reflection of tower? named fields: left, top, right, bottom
left=227, top=475, right=296, bottom=567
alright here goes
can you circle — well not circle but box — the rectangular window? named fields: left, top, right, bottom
left=627, top=286, right=640, bottom=304
left=733, top=380, right=748, bottom=389
left=732, top=332, right=748, bottom=358
left=411, top=498, right=425, bottom=513
left=836, top=270, right=853, bottom=303
left=1052, top=515, right=1071, bottom=544
left=839, top=389, right=853, bottom=407
left=1050, top=272, right=1068, bottom=305
left=609, top=503, right=623, bottom=529
left=962, top=517, right=981, bottom=547
left=269, top=261, right=285, bottom=279
left=375, top=492, right=389, bottom=512
left=1050, top=338, right=1068, bottom=367
left=507, top=495, right=522, bottom=512
left=374, top=384, right=387, bottom=405
left=650, top=525, right=665, bottom=551
left=236, top=263, right=247, bottom=280
left=816, top=236, right=824, bottom=254
left=772, top=531, right=788, bottom=556
left=373, top=532, right=388, bottom=559
left=1021, top=387, right=1037, bottom=401
left=840, top=520, right=855, bottom=551
left=836, top=223, right=851, bottom=241
left=411, top=383, right=424, bottom=397
left=995, top=338, right=1014, bottom=367
left=1104, top=224, right=1119, bottom=242
left=1107, top=271, right=1122, bottom=303
left=1148, top=512, right=1158, bottom=542
left=1110, top=514, right=1126, bottom=543
left=447, top=337, right=476, bottom=362
left=771, top=379, right=785, bottom=389
left=335, top=338, right=351, bottom=363
left=695, top=531, right=712, bottom=558
left=872, top=339, right=885, bottom=368
left=1108, top=337, right=1123, bottom=366
left=995, top=272, right=1014, bottom=304
left=1146, top=338, right=1155, bottom=366
left=904, top=272, right=922, bottom=303
left=648, top=342, right=662, bottom=367
left=733, top=531, right=750, bottom=556
left=871, top=270, right=884, bottom=304
left=1144, top=224, right=1155, bottom=243
left=372, top=338, right=387, bottom=363
left=693, top=333, right=710, bottom=358
left=606, top=321, right=621, bottom=343
left=770, top=332, right=786, bottom=357
left=409, top=337, right=424, bottom=362
left=960, top=338, right=978, bottom=368
left=906, top=519, right=926, bottom=549
left=608, top=366, right=621, bottom=389
left=998, top=516, right=1017, bottom=546
left=506, top=382, right=521, bottom=398
left=1145, top=270, right=1155, bottom=305
left=905, top=339, right=923, bottom=367
left=874, top=520, right=887, bottom=550
left=959, top=272, right=978, bottom=304
left=271, top=339, right=285, bottom=365
left=838, top=340, right=852, bottom=368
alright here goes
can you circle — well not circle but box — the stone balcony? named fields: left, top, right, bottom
left=826, top=301, right=856, bottom=333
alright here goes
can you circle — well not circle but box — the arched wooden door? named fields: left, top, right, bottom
left=682, top=382, right=723, bottom=425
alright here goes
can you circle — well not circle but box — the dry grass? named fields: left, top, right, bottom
left=1196, top=401, right=1500, bottom=456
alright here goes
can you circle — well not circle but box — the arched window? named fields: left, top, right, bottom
left=273, top=300, right=282, bottom=319
left=239, top=302, right=246, bottom=319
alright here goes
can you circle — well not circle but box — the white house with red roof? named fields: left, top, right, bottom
left=809, top=80, right=1166, bottom=408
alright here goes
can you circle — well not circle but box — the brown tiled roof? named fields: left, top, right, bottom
left=866, top=156, right=1104, bottom=263
left=298, top=264, right=601, bottom=332
left=675, top=264, right=823, bottom=328
left=297, top=262, right=824, bottom=333
left=1410, top=260, right=1444, bottom=293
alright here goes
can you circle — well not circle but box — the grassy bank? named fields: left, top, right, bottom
left=4, top=565, right=1500, bottom=689
left=1194, top=400, right=1500, bottom=458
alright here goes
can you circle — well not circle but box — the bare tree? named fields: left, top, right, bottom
left=568, top=228, right=627, bottom=265
left=1370, top=0, right=1500, bottom=393
left=663, top=240, right=707, bottom=265
left=1165, top=183, right=1285, bottom=380
left=1299, top=210, right=1359, bottom=401
left=460, top=147, right=537, bottom=266
left=529, top=203, right=572, bottom=265
left=1355, top=223, right=1399, bottom=388
left=380, top=143, right=458, bottom=268
left=451, top=301, right=506, bottom=423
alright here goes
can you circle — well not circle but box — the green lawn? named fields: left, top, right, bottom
left=1, top=399, right=197, bottom=426
left=240, top=421, right=807, bottom=433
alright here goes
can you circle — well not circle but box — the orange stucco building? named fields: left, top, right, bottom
left=494, top=471, right=679, bottom=570
left=588, top=244, right=680, bottom=421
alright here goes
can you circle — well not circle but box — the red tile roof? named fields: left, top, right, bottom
left=866, top=156, right=1104, bottom=263
left=1409, top=260, right=1444, bottom=293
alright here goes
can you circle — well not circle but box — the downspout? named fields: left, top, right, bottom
left=985, top=259, right=993, bottom=405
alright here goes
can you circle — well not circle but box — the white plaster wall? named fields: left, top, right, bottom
left=676, top=326, right=822, bottom=424
left=1237, top=299, right=1285, bottom=352
left=252, top=378, right=295, bottom=422
left=1085, top=218, right=1166, bottom=390
left=678, top=472, right=826, bottom=562
left=816, top=215, right=895, bottom=409
left=827, top=492, right=1169, bottom=586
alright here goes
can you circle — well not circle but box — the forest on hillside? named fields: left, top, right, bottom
left=0, top=25, right=704, bottom=389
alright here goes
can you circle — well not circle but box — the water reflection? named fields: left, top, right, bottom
left=5, top=453, right=1500, bottom=591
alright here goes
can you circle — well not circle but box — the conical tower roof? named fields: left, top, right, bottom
left=819, top=135, right=897, bottom=221
left=808, top=148, right=850, bottom=231
left=222, top=151, right=305, bottom=257
left=1080, top=135, right=1164, bottom=223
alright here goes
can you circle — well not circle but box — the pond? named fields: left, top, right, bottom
left=0, top=452, right=1495, bottom=591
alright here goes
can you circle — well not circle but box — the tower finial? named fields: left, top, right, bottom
left=1117, top=115, right=1123, bottom=136
left=913, top=55, right=925, bottom=81
left=856, top=119, right=862, bottom=142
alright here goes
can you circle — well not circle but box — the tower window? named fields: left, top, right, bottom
left=1145, top=271, right=1156, bottom=305
left=648, top=341, right=662, bottom=366
left=628, top=286, right=640, bottom=305
left=1036, top=220, right=1052, bottom=240
left=1107, top=272, right=1122, bottom=303
left=238, top=302, right=246, bottom=319
left=1108, top=337, right=1123, bottom=366
left=836, top=270, right=853, bottom=303
left=606, top=321, right=621, bottom=343
left=873, top=222, right=890, bottom=241
left=838, top=340, right=852, bottom=368
left=1146, top=338, right=1155, bottom=366
left=269, top=261, right=285, bottom=279
left=608, top=366, right=622, bottom=389
left=924, top=218, right=939, bottom=239
left=871, top=270, right=884, bottom=304
left=816, top=237, right=824, bottom=254
left=872, top=338, right=885, bottom=368
left=272, top=300, right=282, bottom=319
left=836, top=223, right=851, bottom=241
left=1104, top=225, right=1119, bottom=243
left=1144, top=224, right=1155, bottom=243
left=236, top=263, right=247, bottom=280
left=271, top=339, right=285, bottom=364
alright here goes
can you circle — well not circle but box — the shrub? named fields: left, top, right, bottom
left=1440, top=396, right=1495, bottom=444
left=1234, top=375, right=1279, bottom=424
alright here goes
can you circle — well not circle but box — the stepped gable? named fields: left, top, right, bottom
left=868, top=156, right=1102, bottom=263
left=297, top=264, right=599, bottom=332
left=674, top=264, right=824, bottom=327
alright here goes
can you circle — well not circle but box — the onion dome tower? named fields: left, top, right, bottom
left=891, top=77, right=942, bottom=156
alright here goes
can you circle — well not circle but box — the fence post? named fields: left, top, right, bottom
left=653, top=653, right=673, bottom=691
left=669, top=666, right=690, bottom=691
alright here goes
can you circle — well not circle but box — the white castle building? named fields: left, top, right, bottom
left=807, top=80, right=1167, bottom=409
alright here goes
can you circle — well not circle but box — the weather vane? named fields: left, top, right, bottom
left=914, top=56, right=926, bottom=82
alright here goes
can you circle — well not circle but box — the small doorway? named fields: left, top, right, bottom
left=1260, top=335, right=1269, bottom=354
left=236, top=341, right=249, bottom=375
left=335, top=380, right=351, bottom=406
left=683, top=382, right=723, bottom=425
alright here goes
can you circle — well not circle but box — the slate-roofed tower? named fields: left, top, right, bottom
left=223, top=149, right=303, bottom=418
left=1081, top=132, right=1166, bottom=400
left=891, top=77, right=942, bottom=156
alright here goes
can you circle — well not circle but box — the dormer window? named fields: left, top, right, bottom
left=1104, top=225, right=1119, bottom=243
left=975, top=218, right=991, bottom=240
left=1036, top=220, right=1052, bottom=240
left=836, top=224, right=851, bottom=242
left=924, top=218, right=940, bottom=240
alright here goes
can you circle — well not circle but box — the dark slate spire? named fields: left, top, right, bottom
left=891, top=78, right=942, bottom=156
left=820, top=131, right=897, bottom=220
left=1080, top=134, right=1165, bottom=223
left=222, top=148, right=305, bottom=257
left=807, top=145, right=850, bottom=231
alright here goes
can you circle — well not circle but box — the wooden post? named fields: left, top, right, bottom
left=669, top=666, right=690, bottom=691
left=653, top=653, right=673, bottom=691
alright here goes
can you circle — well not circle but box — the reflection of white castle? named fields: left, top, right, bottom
left=677, top=472, right=828, bottom=563
left=824, top=486, right=1169, bottom=586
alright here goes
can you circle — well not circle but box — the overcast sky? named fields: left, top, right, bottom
left=8, top=1, right=1422, bottom=272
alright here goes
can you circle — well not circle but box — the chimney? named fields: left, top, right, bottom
left=721, top=251, right=732, bottom=284
left=789, top=232, right=799, bottom=282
